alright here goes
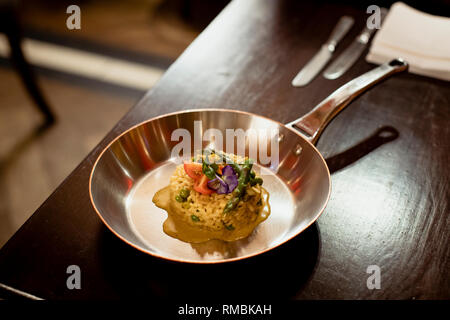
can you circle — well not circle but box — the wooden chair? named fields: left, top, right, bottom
left=0, top=0, right=55, bottom=124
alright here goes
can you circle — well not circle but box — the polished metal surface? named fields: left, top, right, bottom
left=89, top=60, right=408, bottom=263
left=90, top=110, right=330, bottom=263
left=291, top=45, right=333, bottom=87
left=289, top=59, right=408, bottom=143
left=323, top=8, right=388, bottom=79
left=292, top=15, right=354, bottom=87
left=323, top=40, right=367, bottom=80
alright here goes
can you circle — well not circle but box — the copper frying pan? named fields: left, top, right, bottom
left=89, top=59, right=408, bottom=263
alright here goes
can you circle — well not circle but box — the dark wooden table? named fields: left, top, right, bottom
left=0, top=0, right=449, bottom=300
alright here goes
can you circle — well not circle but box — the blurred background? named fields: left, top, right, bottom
left=0, top=0, right=230, bottom=248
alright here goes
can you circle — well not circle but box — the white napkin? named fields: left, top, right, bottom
left=366, top=2, right=450, bottom=81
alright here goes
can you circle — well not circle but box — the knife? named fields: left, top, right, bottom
left=323, top=8, right=388, bottom=79
left=292, top=16, right=354, bottom=87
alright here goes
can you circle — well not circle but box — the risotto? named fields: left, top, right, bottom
left=152, top=150, right=270, bottom=243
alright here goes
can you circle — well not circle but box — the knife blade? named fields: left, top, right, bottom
left=323, top=8, right=388, bottom=79
left=291, top=45, right=332, bottom=87
left=292, top=15, right=354, bottom=87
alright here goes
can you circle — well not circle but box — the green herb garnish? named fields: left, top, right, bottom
left=202, top=161, right=216, bottom=179
left=176, top=188, right=190, bottom=203
left=191, top=214, right=200, bottom=222
left=224, top=158, right=253, bottom=213
left=253, top=177, right=263, bottom=185
left=179, top=188, right=190, bottom=199
left=222, top=221, right=235, bottom=230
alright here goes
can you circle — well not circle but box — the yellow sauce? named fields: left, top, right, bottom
left=152, top=186, right=270, bottom=243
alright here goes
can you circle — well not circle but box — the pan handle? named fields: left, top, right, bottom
left=287, top=58, right=408, bottom=144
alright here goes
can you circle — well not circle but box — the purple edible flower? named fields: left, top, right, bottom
left=221, top=165, right=238, bottom=193
left=207, top=175, right=229, bottom=194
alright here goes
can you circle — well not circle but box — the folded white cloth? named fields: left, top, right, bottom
left=366, top=2, right=450, bottom=81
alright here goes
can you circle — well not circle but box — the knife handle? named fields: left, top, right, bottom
left=326, top=16, right=354, bottom=50
left=288, top=59, right=408, bottom=144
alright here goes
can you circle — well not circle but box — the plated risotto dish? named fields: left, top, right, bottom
left=152, top=149, right=271, bottom=243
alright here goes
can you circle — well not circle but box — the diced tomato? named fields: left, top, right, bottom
left=184, top=162, right=203, bottom=180
left=184, top=162, right=215, bottom=195
left=194, top=175, right=214, bottom=195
